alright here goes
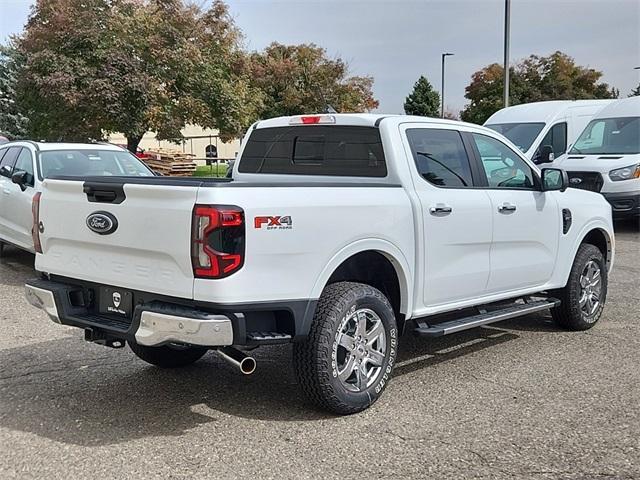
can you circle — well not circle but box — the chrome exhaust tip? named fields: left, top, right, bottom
left=216, top=346, right=256, bottom=375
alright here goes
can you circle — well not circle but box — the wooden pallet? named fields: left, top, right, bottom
left=143, top=148, right=197, bottom=176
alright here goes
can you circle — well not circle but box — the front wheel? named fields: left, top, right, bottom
left=128, top=341, right=208, bottom=368
left=293, top=282, right=398, bottom=415
left=551, top=243, right=607, bottom=331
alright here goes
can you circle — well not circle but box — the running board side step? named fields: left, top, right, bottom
left=413, top=298, right=560, bottom=337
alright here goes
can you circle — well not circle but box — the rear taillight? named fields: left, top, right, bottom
left=32, top=192, right=42, bottom=254
left=191, top=205, right=245, bottom=279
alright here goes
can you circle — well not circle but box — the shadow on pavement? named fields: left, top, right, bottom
left=613, top=218, right=640, bottom=233
left=0, top=244, right=35, bottom=287
left=0, top=310, right=555, bottom=447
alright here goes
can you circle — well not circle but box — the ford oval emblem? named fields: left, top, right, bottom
left=86, top=211, right=118, bottom=235
left=569, top=177, right=583, bottom=184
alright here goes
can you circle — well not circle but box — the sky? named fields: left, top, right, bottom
left=1, top=0, right=639, bottom=114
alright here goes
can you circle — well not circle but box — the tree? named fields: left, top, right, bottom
left=13, top=0, right=261, bottom=151
left=0, top=42, right=28, bottom=139
left=247, top=43, right=378, bottom=118
left=403, top=76, right=440, bottom=117
left=629, top=83, right=640, bottom=97
left=461, top=51, right=619, bottom=124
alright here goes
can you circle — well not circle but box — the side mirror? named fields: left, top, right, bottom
left=535, top=145, right=555, bottom=164
left=541, top=168, right=568, bottom=192
left=11, top=171, right=28, bottom=191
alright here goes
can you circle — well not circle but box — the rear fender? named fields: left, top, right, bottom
left=309, top=238, right=413, bottom=319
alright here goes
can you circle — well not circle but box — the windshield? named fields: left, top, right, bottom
left=38, top=149, right=153, bottom=179
left=485, top=122, right=545, bottom=153
left=570, top=117, right=640, bottom=155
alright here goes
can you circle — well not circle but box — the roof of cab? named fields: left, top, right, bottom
left=254, top=113, right=482, bottom=130
left=592, top=96, right=640, bottom=119
left=1, top=141, right=126, bottom=152
left=484, top=99, right=614, bottom=125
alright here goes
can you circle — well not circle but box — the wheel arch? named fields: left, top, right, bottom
left=558, top=223, right=614, bottom=288
left=309, top=239, right=412, bottom=329
left=580, top=227, right=613, bottom=270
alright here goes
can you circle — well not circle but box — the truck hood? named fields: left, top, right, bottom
left=552, top=153, right=640, bottom=174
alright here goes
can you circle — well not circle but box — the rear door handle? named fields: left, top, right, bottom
left=429, top=204, right=453, bottom=216
left=498, top=203, right=517, bottom=213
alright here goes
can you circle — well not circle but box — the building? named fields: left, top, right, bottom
left=108, top=125, right=241, bottom=163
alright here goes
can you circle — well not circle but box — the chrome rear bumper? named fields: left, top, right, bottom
left=25, top=282, right=234, bottom=347
left=25, top=284, right=61, bottom=324
left=135, top=310, right=233, bottom=347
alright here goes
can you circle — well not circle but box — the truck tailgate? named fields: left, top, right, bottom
left=36, top=178, right=199, bottom=298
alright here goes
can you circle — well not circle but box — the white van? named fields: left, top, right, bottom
left=553, top=96, right=639, bottom=220
left=484, top=100, right=614, bottom=163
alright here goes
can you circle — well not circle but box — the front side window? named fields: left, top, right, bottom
left=472, top=133, right=535, bottom=189
left=38, top=149, right=154, bottom=178
left=0, top=146, right=21, bottom=178
left=570, top=117, right=640, bottom=155
left=485, top=122, right=545, bottom=153
left=238, top=126, right=387, bottom=177
left=13, top=148, right=35, bottom=186
left=406, top=128, right=474, bottom=187
left=537, top=122, right=567, bottom=159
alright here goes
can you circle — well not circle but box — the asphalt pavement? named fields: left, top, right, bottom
left=0, top=221, right=638, bottom=479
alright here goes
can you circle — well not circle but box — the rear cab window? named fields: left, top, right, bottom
left=238, top=126, right=387, bottom=177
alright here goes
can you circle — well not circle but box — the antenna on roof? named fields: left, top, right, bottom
left=325, top=104, right=338, bottom=114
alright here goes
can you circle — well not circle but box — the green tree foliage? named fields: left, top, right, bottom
left=0, top=42, right=28, bottom=139
left=403, top=76, right=440, bottom=117
left=13, top=0, right=261, bottom=150
left=461, top=51, right=619, bottom=124
left=629, top=83, right=640, bottom=97
left=247, top=43, right=378, bottom=118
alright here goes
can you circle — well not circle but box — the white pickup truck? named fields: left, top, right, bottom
left=25, top=114, right=614, bottom=414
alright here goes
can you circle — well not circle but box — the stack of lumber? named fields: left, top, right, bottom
left=143, top=148, right=197, bottom=176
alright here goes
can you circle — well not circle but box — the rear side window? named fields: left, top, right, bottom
left=406, top=128, right=474, bottom=187
left=238, top=126, right=387, bottom=177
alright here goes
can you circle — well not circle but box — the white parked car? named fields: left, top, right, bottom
left=25, top=115, right=614, bottom=414
left=484, top=100, right=614, bottom=164
left=551, top=96, right=640, bottom=221
left=0, top=141, right=154, bottom=254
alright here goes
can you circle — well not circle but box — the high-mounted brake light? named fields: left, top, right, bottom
left=289, top=115, right=336, bottom=125
left=191, top=205, right=245, bottom=279
left=32, top=192, right=42, bottom=254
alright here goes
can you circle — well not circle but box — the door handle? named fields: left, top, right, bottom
left=2, top=188, right=10, bottom=195
left=498, top=203, right=517, bottom=213
left=429, top=204, right=453, bottom=216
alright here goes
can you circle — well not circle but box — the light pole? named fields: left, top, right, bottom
left=503, top=0, right=511, bottom=107
left=441, top=52, right=454, bottom=118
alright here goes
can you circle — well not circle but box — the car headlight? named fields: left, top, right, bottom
left=609, top=164, right=640, bottom=181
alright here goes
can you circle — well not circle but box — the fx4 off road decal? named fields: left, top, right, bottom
left=254, top=215, right=293, bottom=230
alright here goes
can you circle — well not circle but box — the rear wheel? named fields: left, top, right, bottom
left=293, top=282, right=398, bottom=415
left=128, top=341, right=208, bottom=368
left=551, top=243, right=607, bottom=331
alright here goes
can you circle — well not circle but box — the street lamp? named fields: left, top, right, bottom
left=503, top=0, right=511, bottom=107
left=441, top=52, right=454, bottom=118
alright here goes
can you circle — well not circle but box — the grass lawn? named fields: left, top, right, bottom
left=192, top=163, right=228, bottom=177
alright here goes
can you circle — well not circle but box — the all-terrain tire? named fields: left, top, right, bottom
left=293, top=282, right=398, bottom=415
left=128, top=342, right=208, bottom=368
left=550, top=243, right=607, bottom=331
